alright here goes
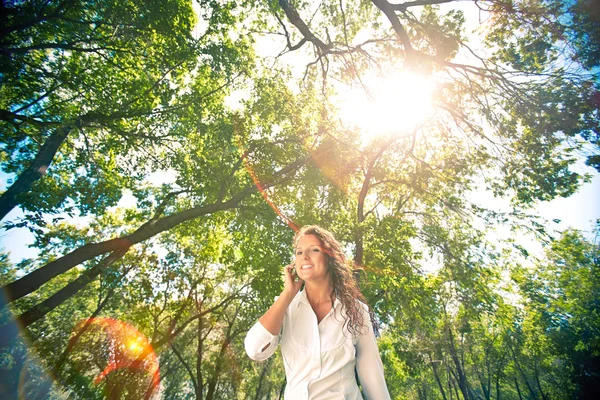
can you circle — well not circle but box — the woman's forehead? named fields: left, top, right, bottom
left=295, top=234, right=322, bottom=248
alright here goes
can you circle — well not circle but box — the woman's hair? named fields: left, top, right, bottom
left=293, top=225, right=377, bottom=336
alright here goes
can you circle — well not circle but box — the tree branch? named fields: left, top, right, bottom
left=371, top=0, right=415, bottom=58
left=1, top=151, right=315, bottom=305
left=278, top=0, right=330, bottom=53
left=169, top=342, right=199, bottom=392
left=391, top=0, right=458, bottom=12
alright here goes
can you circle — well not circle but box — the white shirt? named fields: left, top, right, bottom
left=244, top=290, right=391, bottom=399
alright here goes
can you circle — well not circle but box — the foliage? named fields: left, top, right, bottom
left=0, top=0, right=599, bottom=399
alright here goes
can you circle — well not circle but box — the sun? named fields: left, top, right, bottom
left=337, top=71, right=436, bottom=140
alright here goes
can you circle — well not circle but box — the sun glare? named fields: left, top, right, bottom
left=337, top=72, right=435, bottom=140
left=127, top=337, right=142, bottom=353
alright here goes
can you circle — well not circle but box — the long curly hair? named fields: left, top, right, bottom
left=293, top=225, right=377, bottom=336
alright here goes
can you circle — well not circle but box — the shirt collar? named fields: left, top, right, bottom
left=297, top=288, right=309, bottom=307
left=333, top=295, right=342, bottom=310
left=297, top=288, right=342, bottom=310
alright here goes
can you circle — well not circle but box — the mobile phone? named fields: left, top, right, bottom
left=291, top=264, right=300, bottom=282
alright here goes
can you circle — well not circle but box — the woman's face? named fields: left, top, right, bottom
left=294, top=234, right=329, bottom=282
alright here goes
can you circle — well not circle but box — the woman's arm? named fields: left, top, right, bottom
left=258, top=289, right=296, bottom=335
left=244, top=264, right=302, bottom=361
left=355, top=304, right=391, bottom=400
left=244, top=318, right=280, bottom=361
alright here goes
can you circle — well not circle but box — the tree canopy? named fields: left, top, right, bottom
left=0, top=0, right=598, bottom=398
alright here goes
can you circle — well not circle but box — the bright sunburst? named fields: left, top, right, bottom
left=337, top=71, right=436, bottom=140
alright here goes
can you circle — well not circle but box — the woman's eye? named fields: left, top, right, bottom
left=312, top=248, right=320, bottom=252
left=296, top=251, right=302, bottom=255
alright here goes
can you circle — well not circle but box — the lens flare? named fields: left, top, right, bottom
left=73, top=318, right=160, bottom=399
left=234, top=122, right=300, bottom=232
left=241, top=152, right=300, bottom=232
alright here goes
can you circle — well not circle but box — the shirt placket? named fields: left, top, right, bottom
left=302, top=302, right=324, bottom=399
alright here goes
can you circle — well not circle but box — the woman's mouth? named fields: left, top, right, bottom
left=301, top=264, right=314, bottom=270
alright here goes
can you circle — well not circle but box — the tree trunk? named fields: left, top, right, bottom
left=513, top=375, right=523, bottom=400
left=0, top=125, right=71, bottom=221
left=418, top=384, right=428, bottom=400
left=429, top=353, right=448, bottom=400
left=370, top=0, right=416, bottom=57
left=0, top=341, right=26, bottom=398
left=447, top=326, right=472, bottom=400
left=533, top=360, right=548, bottom=400
left=452, top=374, right=461, bottom=399
left=508, top=341, right=538, bottom=399
left=448, top=373, right=455, bottom=400
left=206, top=306, right=240, bottom=400
left=196, top=302, right=204, bottom=400
left=1, top=151, right=312, bottom=305
left=353, top=172, right=366, bottom=281
left=169, top=342, right=198, bottom=397
left=0, top=248, right=128, bottom=347
left=353, top=134, right=414, bottom=276
left=0, top=154, right=310, bottom=347
left=478, top=371, right=490, bottom=400
left=353, top=138, right=391, bottom=279
left=254, top=358, right=272, bottom=400
left=205, top=336, right=231, bottom=400
left=106, top=373, right=124, bottom=400
left=33, top=282, right=117, bottom=399
left=494, top=345, right=507, bottom=400
left=447, top=363, right=461, bottom=400
left=495, top=368, right=501, bottom=400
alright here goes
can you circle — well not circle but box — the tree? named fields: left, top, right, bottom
left=0, top=71, right=327, bottom=346
left=1, top=0, right=599, bottom=398
left=0, top=0, right=251, bottom=222
left=264, top=0, right=598, bottom=204
left=514, top=227, right=600, bottom=399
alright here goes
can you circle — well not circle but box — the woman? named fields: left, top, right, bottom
left=244, top=225, right=391, bottom=399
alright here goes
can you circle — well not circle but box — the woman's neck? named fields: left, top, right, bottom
left=304, top=280, right=334, bottom=305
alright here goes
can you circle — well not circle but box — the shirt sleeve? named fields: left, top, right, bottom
left=244, top=320, right=281, bottom=361
left=355, top=304, right=391, bottom=400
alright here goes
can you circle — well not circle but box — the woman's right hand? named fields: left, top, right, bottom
left=283, top=263, right=303, bottom=296
left=257, top=265, right=303, bottom=336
